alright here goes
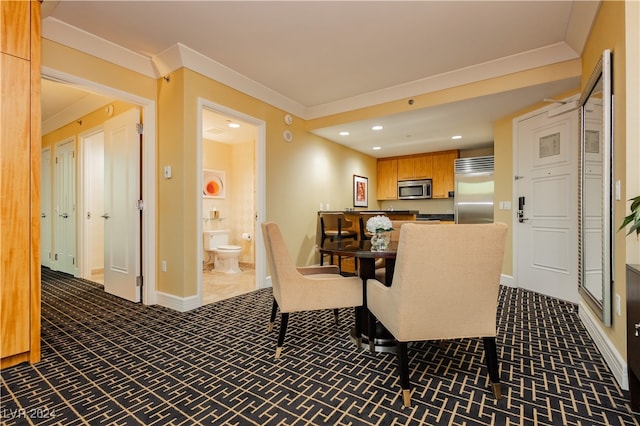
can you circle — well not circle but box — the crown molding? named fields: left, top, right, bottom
left=153, top=43, right=307, bottom=118
left=42, top=17, right=157, bottom=77
left=305, top=42, right=580, bottom=119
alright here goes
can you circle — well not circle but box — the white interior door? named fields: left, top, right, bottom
left=103, top=108, right=141, bottom=302
left=41, top=147, right=52, bottom=267
left=515, top=109, right=579, bottom=302
left=80, top=130, right=105, bottom=279
left=53, top=139, right=76, bottom=274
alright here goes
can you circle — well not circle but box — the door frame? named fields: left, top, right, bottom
left=42, top=67, right=158, bottom=305
left=197, top=98, right=267, bottom=306
left=512, top=95, right=580, bottom=293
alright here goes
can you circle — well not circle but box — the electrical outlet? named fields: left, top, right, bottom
left=615, top=293, right=621, bottom=316
left=161, top=260, right=167, bottom=272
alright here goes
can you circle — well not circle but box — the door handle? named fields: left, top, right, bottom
left=60, top=213, right=69, bottom=218
left=518, top=196, right=527, bottom=223
left=101, top=213, right=110, bottom=219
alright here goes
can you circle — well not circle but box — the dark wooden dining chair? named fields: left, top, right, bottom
left=319, top=212, right=358, bottom=271
left=366, top=222, right=508, bottom=407
left=358, top=212, right=386, bottom=240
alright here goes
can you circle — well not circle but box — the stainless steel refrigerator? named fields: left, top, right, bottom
left=454, top=156, right=494, bottom=224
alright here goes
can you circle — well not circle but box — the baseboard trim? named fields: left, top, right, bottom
left=156, top=291, right=200, bottom=312
left=262, top=275, right=272, bottom=289
left=500, top=274, right=515, bottom=287
left=578, top=300, right=628, bottom=390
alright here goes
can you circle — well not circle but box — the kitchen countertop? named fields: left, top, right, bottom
left=317, top=210, right=419, bottom=215
left=416, top=213, right=455, bottom=221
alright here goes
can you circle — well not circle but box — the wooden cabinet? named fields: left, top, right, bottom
left=397, top=154, right=433, bottom=181
left=377, top=150, right=458, bottom=200
left=627, top=265, right=640, bottom=413
left=431, top=150, right=458, bottom=198
left=1, top=0, right=41, bottom=368
left=377, top=158, right=398, bottom=200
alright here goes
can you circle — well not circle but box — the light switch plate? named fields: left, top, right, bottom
left=164, top=165, right=172, bottom=179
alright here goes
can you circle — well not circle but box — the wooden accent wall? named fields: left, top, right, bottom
left=1, top=0, right=42, bottom=368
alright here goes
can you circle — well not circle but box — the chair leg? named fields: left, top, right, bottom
left=368, top=311, right=377, bottom=353
left=275, top=312, right=289, bottom=359
left=268, top=299, right=278, bottom=332
left=354, top=306, right=362, bottom=348
left=483, top=336, right=502, bottom=400
left=333, top=308, right=339, bottom=325
left=397, top=341, right=411, bottom=408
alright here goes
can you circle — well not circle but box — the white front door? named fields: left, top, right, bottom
left=103, top=108, right=141, bottom=302
left=53, top=139, right=76, bottom=274
left=41, top=147, right=52, bottom=268
left=515, top=108, right=579, bottom=302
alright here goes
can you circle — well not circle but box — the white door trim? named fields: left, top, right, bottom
left=197, top=98, right=267, bottom=307
left=42, top=67, right=157, bottom=305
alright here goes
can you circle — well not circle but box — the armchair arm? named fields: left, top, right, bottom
left=297, top=265, right=340, bottom=275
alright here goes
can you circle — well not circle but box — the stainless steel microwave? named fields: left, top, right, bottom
left=398, top=179, right=432, bottom=199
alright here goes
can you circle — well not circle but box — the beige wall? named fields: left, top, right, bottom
left=580, top=0, right=628, bottom=358
left=43, top=40, right=156, bottom=102
left=42, top=100, right=136, bottom=149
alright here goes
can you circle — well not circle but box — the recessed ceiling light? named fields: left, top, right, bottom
left=451, top=135, right=462, bottom=140
left=339, top=131, right=350, bottom=136
left=228, top=122, right=240, bottom=128
left=372, top=146, right=382, bottom=150
left=372, top=125, right=383, bottom=131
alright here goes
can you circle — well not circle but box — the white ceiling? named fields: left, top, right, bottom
left=40, top=1, right=599, bottom=157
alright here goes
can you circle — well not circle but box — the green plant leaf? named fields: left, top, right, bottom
left=620, top=196, right=640, bottom=236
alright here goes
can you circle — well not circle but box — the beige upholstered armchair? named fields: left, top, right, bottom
left=366, top=222, right=508, bottom=407
left=374, top=220, right=440, bottom=283
left=261, top=222, right=363, bottom=359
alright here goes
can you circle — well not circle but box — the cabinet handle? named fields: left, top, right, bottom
left=636, top=323, right=640, bottom=337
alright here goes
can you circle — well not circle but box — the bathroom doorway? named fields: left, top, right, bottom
left=198, top=100, right=266, bottom=306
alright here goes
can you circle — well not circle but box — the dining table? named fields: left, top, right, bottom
left=318, top=238, right=398, bottom=352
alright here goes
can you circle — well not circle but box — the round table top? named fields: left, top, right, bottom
left=318, top=239, right=398, bottom=259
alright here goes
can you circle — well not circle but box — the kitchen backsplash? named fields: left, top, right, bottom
left=380, top=198, right=454, bottom=214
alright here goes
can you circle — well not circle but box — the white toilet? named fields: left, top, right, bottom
left=203, top=230, right=242, bottom=274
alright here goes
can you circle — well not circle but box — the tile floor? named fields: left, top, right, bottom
left=90, top=266, right=256, bottom=306
left=201, top=266, right=256, bottom=305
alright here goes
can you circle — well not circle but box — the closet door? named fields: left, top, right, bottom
left=0, top=0, right=41, bottom=367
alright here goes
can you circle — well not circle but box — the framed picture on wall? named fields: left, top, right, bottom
left=203, top=169, right=225, bottom=198
left=353, top=175, right=368, bottom=207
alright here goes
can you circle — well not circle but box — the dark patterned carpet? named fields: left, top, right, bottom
left=1, top=268, right=639, bottom=425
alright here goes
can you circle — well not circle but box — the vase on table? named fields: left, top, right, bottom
left=370, top=230, right=390, bottom=252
